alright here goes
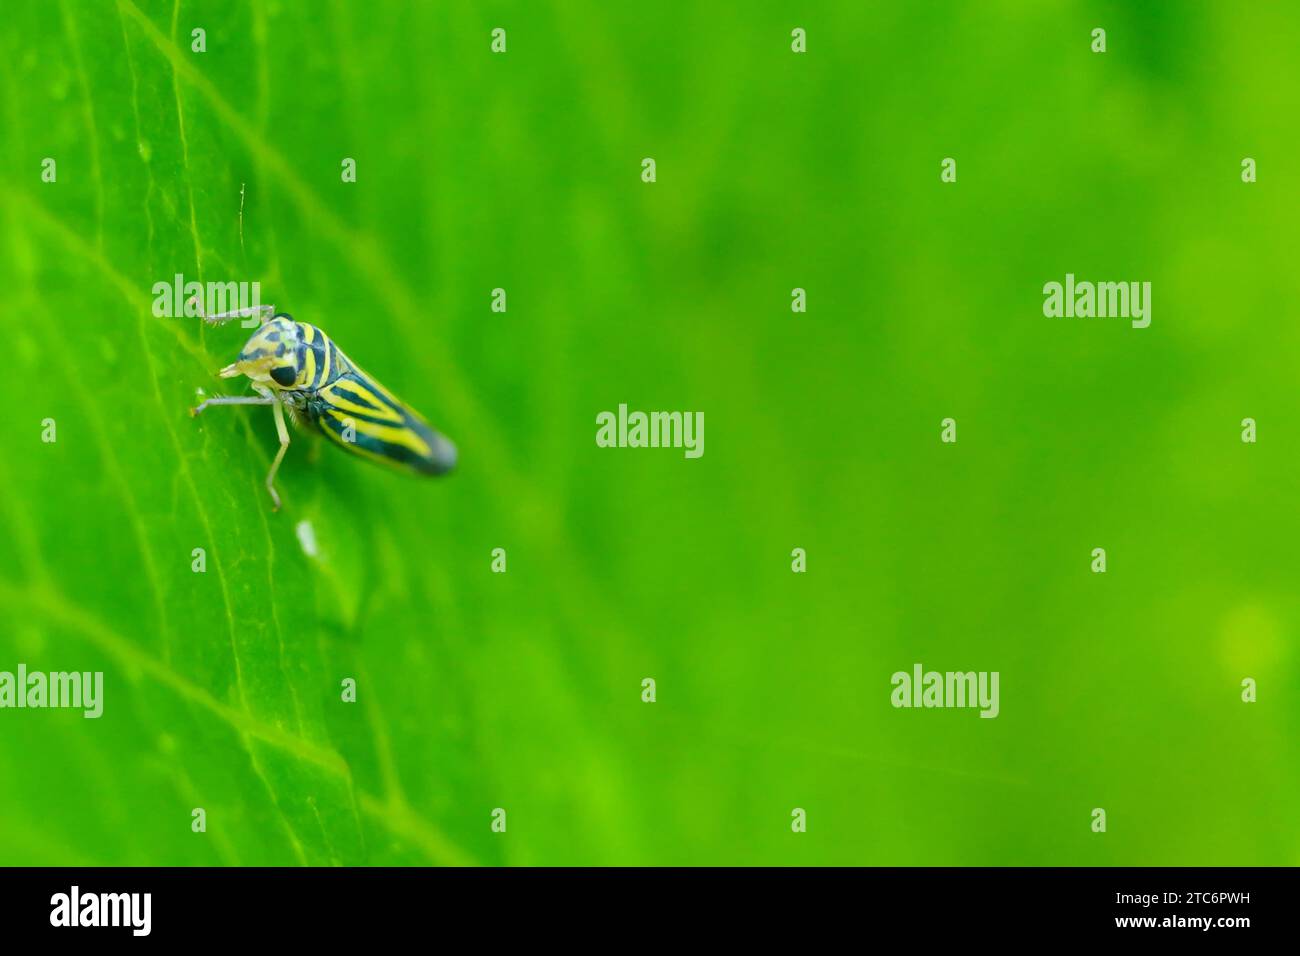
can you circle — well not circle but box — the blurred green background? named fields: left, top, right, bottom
left=0, top=0, right=1296, bottom=866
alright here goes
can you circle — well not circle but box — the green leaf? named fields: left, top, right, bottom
left=0, top=0, right=508, bottom=866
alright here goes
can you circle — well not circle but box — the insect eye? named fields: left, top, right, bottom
left=270, top=365, right=297, bottom=387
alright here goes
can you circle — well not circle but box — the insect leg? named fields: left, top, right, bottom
left=188, top=297, right=276, bottom=327
left=266, top=397, right=291, bottom=512
left=190, top=395, right=276, bottom=417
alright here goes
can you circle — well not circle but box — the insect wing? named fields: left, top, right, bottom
left=314, top=369, right=456, bottom=475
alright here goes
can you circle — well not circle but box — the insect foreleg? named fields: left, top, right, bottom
left=190, top=395, right=276, bottom=416
left=266, top=398, right=291, bottom=512
left=187, top=296, right=276, bottom=328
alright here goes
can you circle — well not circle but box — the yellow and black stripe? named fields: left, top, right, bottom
left=291, top=321, right=348, bottom=391
left=292, top=323, right=456, bottom=476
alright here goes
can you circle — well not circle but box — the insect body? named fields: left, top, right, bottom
left=190, top=301, right=456, bottom=510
